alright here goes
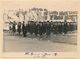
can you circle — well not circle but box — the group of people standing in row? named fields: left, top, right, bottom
left=9, top=21, right=77, bottom=38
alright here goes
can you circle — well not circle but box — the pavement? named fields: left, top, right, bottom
left=3, top=31, right=77, bottom=52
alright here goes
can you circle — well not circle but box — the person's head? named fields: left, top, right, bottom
left=23, top=21, right=25, bottom=23
left=13, top=21, right=15, bottom=23
left=47, top=21, right=49, bottom=24
left=18, top=22, right=21, bottom=25
left=51, top=21, right=53, bottom=23
left=51, top=21, right=53, bottom=24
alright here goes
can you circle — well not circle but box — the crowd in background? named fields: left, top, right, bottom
left=9, top=21, right=77, bottom=38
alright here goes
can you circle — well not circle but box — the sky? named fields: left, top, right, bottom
left=0, top=0, right=79, bottom=11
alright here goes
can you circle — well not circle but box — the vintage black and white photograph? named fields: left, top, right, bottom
left=0, top=0, right=79, bottom=59
left=3, top=8, right=77, bottom=52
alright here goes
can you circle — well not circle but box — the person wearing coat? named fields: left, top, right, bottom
left=46, top=21, right=51, bottom=37
left=17, top=22, right=21, bottom=35
left=12, top=21, right=16, bottom=35
left=22, top=21, right=26, bottom=37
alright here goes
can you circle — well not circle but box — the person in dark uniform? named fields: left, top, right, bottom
left=35, top=22, right=39, bottom=36
left=24, top=24, right=28, bottom=37
left=37, top=22, right=41, bottom=36
left=50, top=21, right=54, bottom=34
left=12, top=21, right=16, bottom=35
left=53, top=22, right=58, bottom=34
left=52, top=22, right=55, bottom=34
left=27, top=21, right=30, bottom=33
left=71, top=22, right=74, bottom=31
left=69, top=22, right=72, bottom=32
left=75, top=22, right=77, bottom=30
left=30, top=21, right=33, bottom=35
left=33, top=22, right=36, bottom=35
left=58, top=22, right=62, bottom=34
left=73, top=22, right=77, bottom=31
left=63, top=22, right=68, bottom=34
left=9, top=21, right=12, bottom=31
left=67, top=22, right=70, bottom=32
left=42, top=21, right=47, bottom=35
left=32, top=22, right=36, bottom=34
left=22, top=21, right=26, bottom=37
left=57, top=22, right=59, bottom=34
left=39, top=22, right=43, bottom=37
left=9, top=21, right=12, bottom=33
left=53, top=22, right=56, bottom=34
left=60, top=22, right=63, bottom=34
left=46, top=21, right=51, bottom=38
left=17, top=22, right=21, bottom=35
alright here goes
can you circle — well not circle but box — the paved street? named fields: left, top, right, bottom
left=3, top=31, right=77, bottom=52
